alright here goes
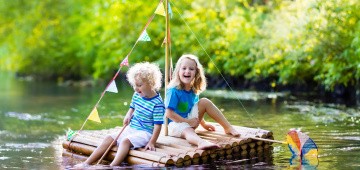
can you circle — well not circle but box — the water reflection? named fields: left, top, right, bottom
left=289, top=155, right=319, bottom=169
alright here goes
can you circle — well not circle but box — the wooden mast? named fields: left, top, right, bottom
left=164, top=0, right=170, bottom=136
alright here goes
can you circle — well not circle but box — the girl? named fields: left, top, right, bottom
left=75, top=62, right=164, bottom=167
left=165, top=54, right=240, bottom=150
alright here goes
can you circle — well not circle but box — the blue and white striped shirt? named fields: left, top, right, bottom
left=129, top=92, right=165, bottom=134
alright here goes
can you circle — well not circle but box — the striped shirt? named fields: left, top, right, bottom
left=129, top=92, right=165, bottom=134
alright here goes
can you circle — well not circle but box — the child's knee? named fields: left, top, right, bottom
left=199, top=98, right=211, bottom=106
left=103, top=135, right=117, bottom=145
left=105, top=135, right=114, bottom=141
left=181, top=128, right=196, bottom=137
left=199, top=97, right=210, bottom=103
left=120, top=138, right=131, bottom=146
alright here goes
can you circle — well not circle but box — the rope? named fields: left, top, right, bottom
left=169, top=0, right=256, bottom=125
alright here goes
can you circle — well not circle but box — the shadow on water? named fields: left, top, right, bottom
left=1, top=72, right=360, bottom=169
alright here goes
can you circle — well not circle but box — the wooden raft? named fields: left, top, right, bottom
left=62, top=123, right=274, bottom=167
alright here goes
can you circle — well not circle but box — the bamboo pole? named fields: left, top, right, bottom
left=225, top=148, right=233, bottom=155
left=197, top=131, right=239, bottom=147
left=240, top=144, right=248, bottom=150
left=232, top=146, right=240, bottom=153
left=240, top=150, right=248, bottom=158
left=136, top=148, right=183, bottom=166
left=164, top=0, right=170, bottom=137
left=197, top=135, right=234, bottom=149
left=125, top=156, right=166, bottom=168
left=157, top=135, right=196, bottom=148
left=248, top=148, right=256, bottom=157
left=155, top=141, right=208, bottom=163
left=257, top=145, right=264, bottom=153
left=248, top=142, right=256, bottom=149
left=156, top=144, right=199, bottom=160
left=249, top=137, right=286, bottom=144
left=196, top=123, right=272, bottom=137
left=196, top=130, right=253, bottom=145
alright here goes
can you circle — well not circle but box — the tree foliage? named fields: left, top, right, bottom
left=0, top=0, right=359, bottom=90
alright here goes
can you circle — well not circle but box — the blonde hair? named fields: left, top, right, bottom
left=127, top=62, right=162, bottom=91
left=168, top=54, right=207, bottom=94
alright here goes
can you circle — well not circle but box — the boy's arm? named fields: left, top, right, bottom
left=145, top=124, right=162, bottom=151
left=123, top=108, right=134, bottom=125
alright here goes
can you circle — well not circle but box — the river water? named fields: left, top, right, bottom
left=0, top=72, right=359, bottom=169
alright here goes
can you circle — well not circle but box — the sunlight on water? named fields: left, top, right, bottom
left=5, top=112, right=42, bottom=121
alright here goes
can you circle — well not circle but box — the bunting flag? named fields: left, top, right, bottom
left=120, top=56, right=129, bottom=67
left=168, top=2, right=173, bottom=18
left=66, top=128, right=77, bottom=141
left=170, top=57, right=173, bottom=80
left=138, top=30, right=151, bottom=41
left=88, top=107, right=101, bottom=123
left=155, top=3, right=166, bottom=16
left=106, top=80, right=118, bottom=93
left=161, top=36, right=166, bottom=47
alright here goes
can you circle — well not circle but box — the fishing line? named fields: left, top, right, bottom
left=169, top=0, right=256, bottom=125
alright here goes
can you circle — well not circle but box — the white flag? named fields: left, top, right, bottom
left=106, top=80, right=118, bottom=93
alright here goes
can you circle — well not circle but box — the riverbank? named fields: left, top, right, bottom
left=207, top=75, right=360, bottom=107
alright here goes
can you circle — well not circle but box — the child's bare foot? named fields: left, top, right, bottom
left=225, top=127, right=240, bottom=137
left=198, top=140, right=220, bottom=150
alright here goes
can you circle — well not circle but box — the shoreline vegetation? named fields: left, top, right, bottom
left=1, top=0, right=359, bottom=105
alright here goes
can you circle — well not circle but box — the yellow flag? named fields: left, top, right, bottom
left=88, top=107, right=101, bottom=123
left=155, top=3, right=165, bottom=16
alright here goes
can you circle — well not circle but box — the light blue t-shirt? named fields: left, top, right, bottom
left=129, top=92, right=165, bottom=134
left=165, top=87, right=199, bottom=122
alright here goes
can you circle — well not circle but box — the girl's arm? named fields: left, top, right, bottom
left=145, top=124, right=162, bottom=151
left=123, top=108, right=134, bottom=125
left=166, top=108, right=199, bottom=127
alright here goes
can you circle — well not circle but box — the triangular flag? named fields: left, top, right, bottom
left=170, top=57, right=173, bottom=80
left=106, top=80, right=118, bottom=93
left=88, top=107, right=101, bottom=123
left=155, top=3, right=165, bottom=16
left=120, top=56, right=129, bottom=67
left=66, top=128, right=77, bottom=141
left=168, top=3, right=173, bottom=18
left=161, top=36, right=166, bottom=47
left=138, top=30, right=151, bottom=41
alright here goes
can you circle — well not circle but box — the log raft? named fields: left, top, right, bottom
left=62, top=123, right=274, bottom=167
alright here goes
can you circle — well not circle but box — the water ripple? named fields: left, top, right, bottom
left=4, top=143, right=50, bottom=149
left=334, top=136, right=360, bottom=141
left=339, top=147, right=360, bottom=151
left=0, top=156, right=10, bottom=160
left=4, top=112, right=61, bottom=124
left=5, top=112, right=42, bottom=121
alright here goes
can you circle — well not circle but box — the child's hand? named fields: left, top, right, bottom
left=201, top=123, right=215, bottom=131
left=123, top=115, right=131, bottom=125
left=145, top=142, right=156, bottom=151
left=187, top=118, right=200, bottom=128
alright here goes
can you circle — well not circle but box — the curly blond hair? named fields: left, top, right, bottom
left=127, top=62, right=162, bottom=91
left=168, top=54, right=207, bottom=94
